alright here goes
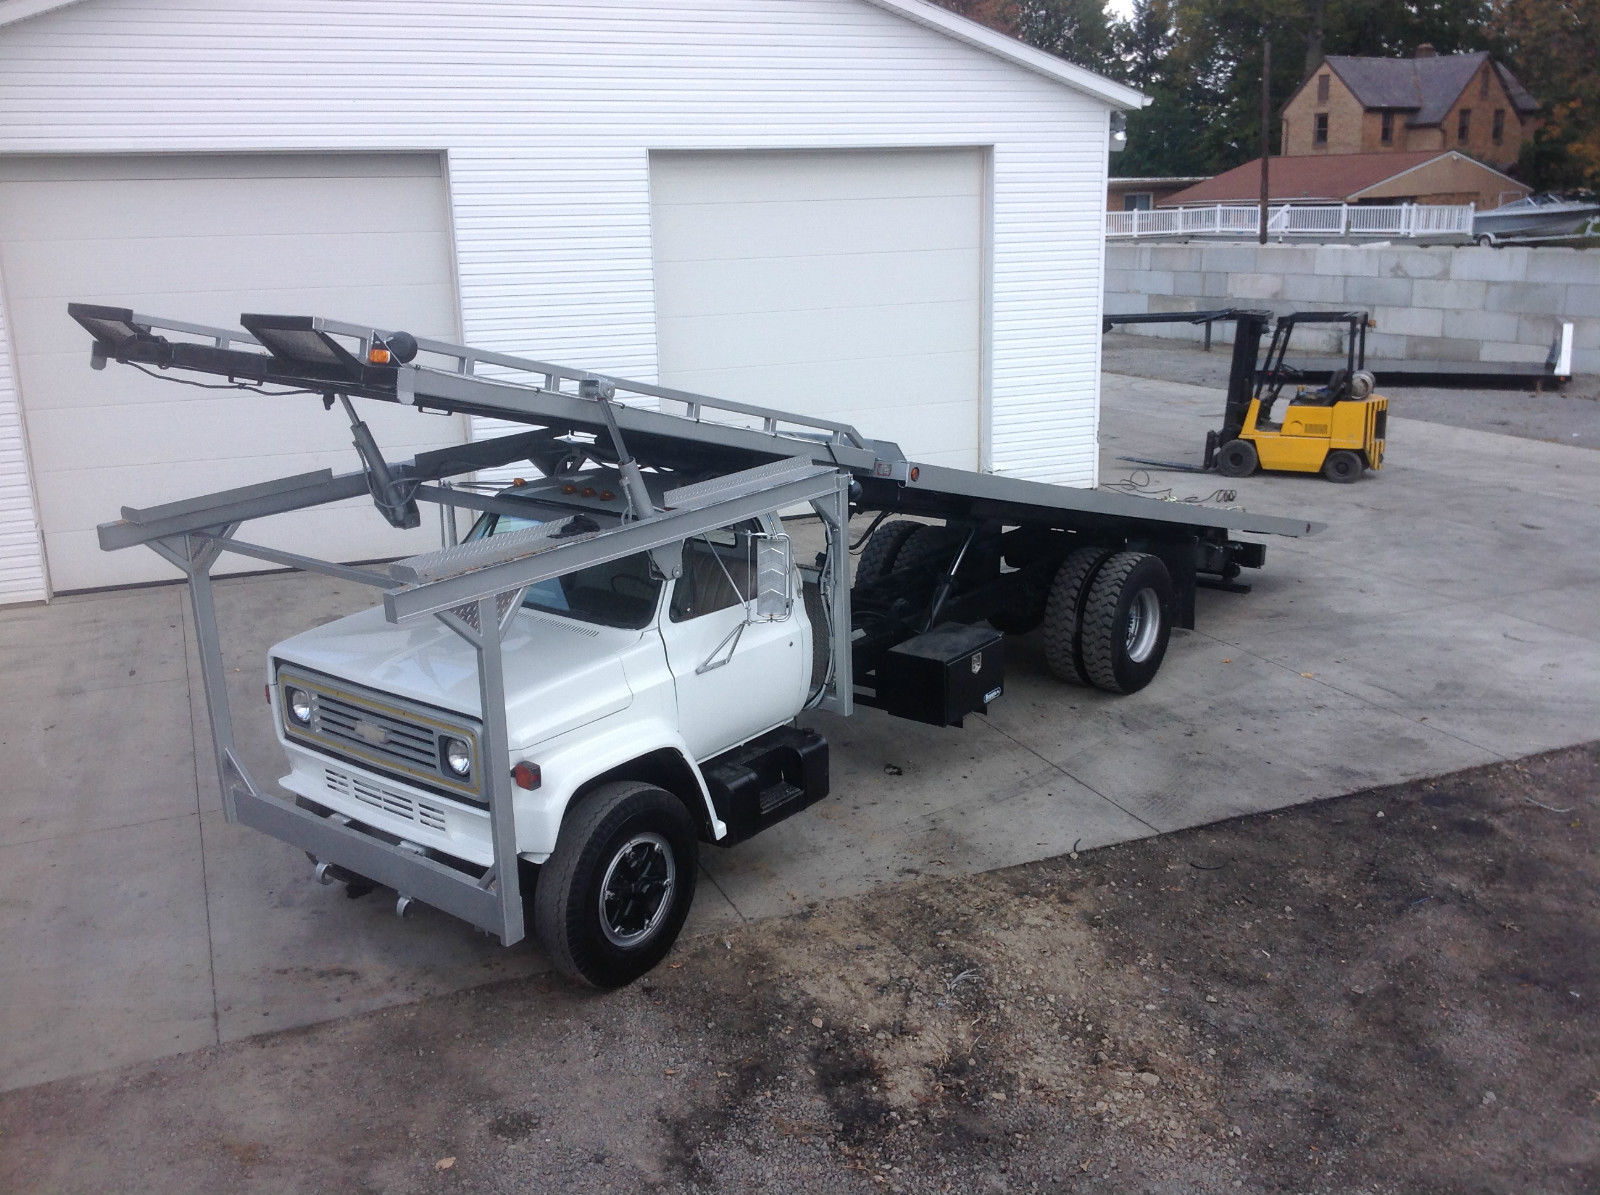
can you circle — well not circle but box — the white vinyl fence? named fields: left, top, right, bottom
left=1107, top=202, right=1475, bottom=240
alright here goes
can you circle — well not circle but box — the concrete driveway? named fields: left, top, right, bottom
left=3, top=369, right=1596, bottom=1093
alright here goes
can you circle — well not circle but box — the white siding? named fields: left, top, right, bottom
left=0, top=0, right=1114, bottom=590
left=0, top=274, right=47, bottom=602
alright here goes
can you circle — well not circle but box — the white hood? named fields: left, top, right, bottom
left=272, top=605, right=639, bottom=749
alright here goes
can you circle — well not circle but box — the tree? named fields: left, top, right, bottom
left=1011, top=0, right=1119, bottom=76
left=1493, top=0, right=1600, bottom=189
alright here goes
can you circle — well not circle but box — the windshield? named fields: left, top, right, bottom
left=465, top=512, right=662, bottom=630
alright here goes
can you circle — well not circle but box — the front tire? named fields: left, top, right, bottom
left=1214, top=439, right=1258, bottom=478
left=533, top=781, right=698, bottom=989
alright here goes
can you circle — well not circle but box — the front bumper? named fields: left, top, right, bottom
left=279, top=743, right=494, bottom=867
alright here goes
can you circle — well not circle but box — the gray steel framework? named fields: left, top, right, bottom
left=73, top=302, right=1320, bottom=945
left=107, top=445, right=849, bottom=947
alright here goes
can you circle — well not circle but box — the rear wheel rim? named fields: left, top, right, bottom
left=599, top=832, right=676, bottom=948
left=1125, top=588, right=1162, bottom=663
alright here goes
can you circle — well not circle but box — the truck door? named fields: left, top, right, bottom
left=662, top=522, right=806, bottom=759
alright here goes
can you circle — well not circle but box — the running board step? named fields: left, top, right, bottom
left=703, top=725, right=829, bottom=847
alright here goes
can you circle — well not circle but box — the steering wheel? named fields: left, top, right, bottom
left=610, top=574, right=656, bottom=600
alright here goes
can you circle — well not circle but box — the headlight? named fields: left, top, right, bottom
left=285, top=686, right=312, bottom=725
left=443, top=737, right=472, bottom=777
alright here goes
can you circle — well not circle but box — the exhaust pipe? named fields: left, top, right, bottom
left=395, top=894, right=415, bottom=919
left=313, top=860, right=337, bottom=886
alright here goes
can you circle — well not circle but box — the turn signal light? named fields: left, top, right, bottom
left=367, top=345, right=391, bottom=364
left=511, top=762, right=541, bottom=791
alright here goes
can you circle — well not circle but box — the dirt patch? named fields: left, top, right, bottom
left=2, top=745, right=1596, bottom=1194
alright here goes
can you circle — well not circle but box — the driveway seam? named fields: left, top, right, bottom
left=977, top=715, right=1163, bottom=835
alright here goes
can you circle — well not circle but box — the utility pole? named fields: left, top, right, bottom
left=1259, top=35, right=1271, bottom=245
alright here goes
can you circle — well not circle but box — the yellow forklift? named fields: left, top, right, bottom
left=1105, top=308, right=1388, bottom=483
left=1206, top=310, right=1388, bottom=483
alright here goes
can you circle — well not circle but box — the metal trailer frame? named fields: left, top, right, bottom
left=103, top=431, right=850, bottom=948
left=74, top=303, right=1320, bottom=945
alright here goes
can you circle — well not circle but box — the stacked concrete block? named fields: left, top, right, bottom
left=1104, top=241, right=1600, bottom=373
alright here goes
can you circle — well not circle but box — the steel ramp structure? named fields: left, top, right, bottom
left=70, top=304, right=1319, bottom=542
left=72, top=302, right=1321, bottom=947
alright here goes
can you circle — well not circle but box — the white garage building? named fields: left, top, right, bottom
left=0, top=0, right=1141, bottom=602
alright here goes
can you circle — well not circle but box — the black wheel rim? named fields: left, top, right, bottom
left=598, top=832, right=676, bottom=948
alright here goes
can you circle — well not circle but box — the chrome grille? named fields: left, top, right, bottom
left=276, top=663, right=482, bottom=803
left=315, top=693, right=440, bottom=770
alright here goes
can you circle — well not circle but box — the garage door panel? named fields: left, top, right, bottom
left=0, top=174, right=449, bottom=242
left=652, top=246, right=981, bottom=319
left=0, top=153, right=462, bottom=592
left=658, top=298, right=979, bottom=372
left=26, top=399, right=456, bottom=508
left=652, top=195, right=979, bottom=263
left=649, top=149, right=983, bottom=206
left=10, top=282, right=459, bottom=364
left=651, top=148, right=983, bottom=471
left=7, top=231, right=452, bottom=303
left=667, top=349, right=979, bottom=413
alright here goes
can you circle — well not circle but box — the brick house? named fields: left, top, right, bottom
left=1280, top=46, right=1540, bottom=170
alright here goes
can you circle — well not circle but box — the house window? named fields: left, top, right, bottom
left=1480, top=70, right=1491, bottom=99
left=1317, top=73, right=1330, bottom=102
left=1493, top=109, right=1506, bottom=144
left=1381, top=112, right=1394, bottom=144
left=1314, top=113, right=1329, bottom=145
left=1458, top=109, right=1471, bottom=142
left=1123, top=193, right=1153, bottom=212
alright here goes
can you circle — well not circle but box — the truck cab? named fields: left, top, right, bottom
left=269, top=468, right=820, bottom=987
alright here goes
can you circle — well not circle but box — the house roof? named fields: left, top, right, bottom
left=0, top=0, right=1149, bottom=111
left=1322, top=52, right=1539, bottom=126
left=1159, top=150, right=1467, bottom=206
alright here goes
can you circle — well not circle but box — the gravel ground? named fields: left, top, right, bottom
left=3, top=744, right=1595, bottom=1195
left=1100, top=332, right=1600, bottom=451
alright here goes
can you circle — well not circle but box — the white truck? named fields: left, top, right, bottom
left=73, top=304, right=1317, bottom=988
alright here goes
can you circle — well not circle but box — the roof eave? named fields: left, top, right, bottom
left=0, top=0, right=88, bottom=28
left=860, top=0, right=1149, bottom=109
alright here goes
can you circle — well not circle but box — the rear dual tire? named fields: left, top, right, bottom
left=1042, top=548, right=1173, bottom=695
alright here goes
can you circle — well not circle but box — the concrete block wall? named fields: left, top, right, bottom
left=1105, top=242, right=1600, bottom=374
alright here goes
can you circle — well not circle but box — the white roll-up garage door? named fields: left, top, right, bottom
left=0, top=153, right=464, bottom=593
left=649, top=149, right=985, bottom=469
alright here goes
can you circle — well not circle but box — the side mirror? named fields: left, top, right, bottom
left=750, top=532, right=793, bottom=620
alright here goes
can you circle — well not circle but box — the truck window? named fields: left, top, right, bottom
left=670, top=523, right=758, bottom=622
left=466, top=512, right=661, bottom=629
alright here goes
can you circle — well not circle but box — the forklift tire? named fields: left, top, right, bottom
left=1041, top=546, right=1116, bottom=685
left=853, top=520, right=921, bottom=589
left=1214, top=439, right=1258, bottom=479
left=1078, top=551, right=1174, bottom=695
left=532, top=780, right=698, bottom=990
left=1321, top=450, right=1363, bottom=483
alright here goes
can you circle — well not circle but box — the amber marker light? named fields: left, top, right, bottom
left=367, top=345, right=391, bottom=364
